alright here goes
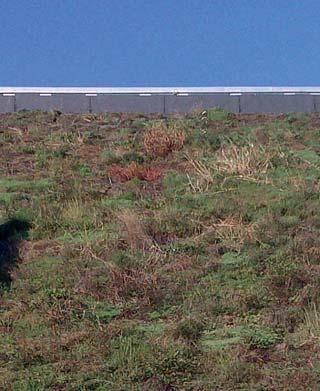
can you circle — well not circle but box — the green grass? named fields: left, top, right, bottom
left=0, top=178, right=52, bottom=192
left=0, top=110, right=319, bottom=390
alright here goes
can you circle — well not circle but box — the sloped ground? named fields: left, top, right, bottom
left=0, top=109, right=319, bottom=390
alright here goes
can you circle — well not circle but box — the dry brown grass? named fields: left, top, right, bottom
left=144, top=122, right=185, bottom=157
left=74, top=252, right=168, bottom=309
left=197, top=216, right=257, bottom=252
left=105, top=266, right=165, bottom=307
left=185, top=155, right=215, bottom=192
left=109, top=161, right=164, bottom=182
left=143, top=375, right=175, bottom=391
left=16, top=330, right=91, bottom=366
left=117, top=209, right=153, bottom=252
left=213, top=143, right=273, bottom=180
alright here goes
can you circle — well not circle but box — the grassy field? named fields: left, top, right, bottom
left=0, top=109, right=319, bottom=390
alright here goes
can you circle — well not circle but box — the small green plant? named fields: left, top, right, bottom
left=122, top=151, right=144, bottom=164
left=248, top=327, right=282, bottom=349
left=101, top=149, right=121, bottom=164
left=72, top=162, right=92, bottom=176
left=172, top=318, right=205, bottom=342
left=84, top=302, right=121, bottom=324
left=35, top=149, right=50, bottom=167
left=206, top=108, right=231, bottom=121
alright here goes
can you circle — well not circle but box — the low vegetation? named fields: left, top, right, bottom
left=0, top=109, right=319, bottom=390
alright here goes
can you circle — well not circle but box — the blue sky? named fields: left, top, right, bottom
left=0, top=0, right=319, bottom=86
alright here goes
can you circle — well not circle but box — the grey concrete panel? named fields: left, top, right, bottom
left=164, top=94, right=240, bottom=114
left=15, top=94, right=61, bottom=111
left=91, top=94, right=164, bottom=113
left=240, top=94, right=314, bottom=113
left=0, top=96, right=14, bottom=113
left=57, top=94, right=90, bottom=113
left=15, top=94, right=90, bottom=113
left=312, top=95, right=320, bottom=112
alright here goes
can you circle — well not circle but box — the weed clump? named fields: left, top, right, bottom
left=248, top=327, right=283, bottom=349
left=144, top=122, right=185, bottom=157
left=172, top=317, right=205, bottom=342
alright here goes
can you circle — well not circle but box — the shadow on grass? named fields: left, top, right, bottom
left=0, top=219, right=31, bottom=287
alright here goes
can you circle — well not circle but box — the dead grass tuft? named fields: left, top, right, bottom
left=75, top=253, right=168, bottom=309
left=109, top=161, right=164, bottom=182
left=117, top=209, right=154, bottom=252
left=185, top=154, right=215, bottom=191
left=106, top=266, right=165, bottom=307
left=197, top=216, right=257, bottom=252
left=144, top=122, right=185, bottom=157
left=213, top=143, right=273, bottom=180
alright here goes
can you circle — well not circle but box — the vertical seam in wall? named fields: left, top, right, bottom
left=89, top=96, right=92, bottom=113
left=163, top=95, right=166, bottom=116
left=238, top=95, right=241, bottom=114
left=13, top=95, right=16, bottom=112
left=313, top=95, right=316, bottom=112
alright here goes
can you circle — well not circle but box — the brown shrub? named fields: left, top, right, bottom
left=144, top=122, right=185, bottom=157
left=139, top=165, right=164, bottom=181
left=109, top=161, right=164, bottom=182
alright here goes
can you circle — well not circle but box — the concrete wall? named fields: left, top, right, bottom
left=91, top=94, right=164, bottom=113
left=239, top=94, right=315, bottom=113
left=164, top=94, right=240, bottom=114
left=15, top=94, right=90, bottom=113
left=0, top=95, right=15, bottom=113
left=0, top=92, right=319, bottom=114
